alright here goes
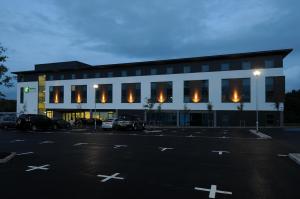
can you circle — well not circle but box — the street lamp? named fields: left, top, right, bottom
left=93, top=84, right=99, bottom=131
left=253, top=70, right=261, bottom=132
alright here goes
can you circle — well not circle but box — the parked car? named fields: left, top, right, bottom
left=73, top=118, right=102, bottom=128
left=102, top=118, right=118, bottom=130
left=0, top=116, right=16, bottom=129
left=116, top=115, right=145, bottom=130
left=52, top=119, right=72, bottom=130
left=16, top=114, right=55, bottom=131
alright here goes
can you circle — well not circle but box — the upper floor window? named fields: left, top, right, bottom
left=222, top=78, right=250, bottom=103
left=121, top=70, right=127, bottom=77
left=242, top=62, right=251, bottom=70
left=71, top=74, right=76, bottom=79
left=95, top=84, right=113, bottom=103
left=183, top=66, right=191, bottom=73
left=150, top=68, right=157, bottom=75
left=184, top=80, right=209, bottom=103
left=121, top=83, right=141, bottom=103
left=135, top=69, right=142, bottom=76
left=71, top=85, right=87, bottom=103
left=166, top=67, right=173, bottom=74
left=265, top=59, right=274, bottom=68
left=83, top=73, right=88, bottom=79
left=265, top=76, right=284, bottom=102
left=201, top=64, right=209, bottom=72
left=95, top=73, right=100, bottom=78
left=151, top=81, right=173, bottom=103
left=20, top=87, right=24, bottom=103
left=49, top=86, right=64, bottom=103
left=107, top=72, right=113, bottom=77
left=221, top=63, right=230, bottom=71
left=60, top=74, right=64, bottom=80
left=49, top=75, right=54, bottom=80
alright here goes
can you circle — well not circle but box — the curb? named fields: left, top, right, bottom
left=0, top=152, right=16, bottom=164
left=289, top=153, right=300, bottom=165
left=249, top=129, right=272, bottom=139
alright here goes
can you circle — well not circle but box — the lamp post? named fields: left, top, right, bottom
left=93, top=84, right=99, bottom=131
left=253, top=70, right=261, bottom=132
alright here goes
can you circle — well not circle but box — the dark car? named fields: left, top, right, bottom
left=116, top=115, right=145, bottom=130
left=52, top=119, right=72, bottom=130
left=16, top=114, right=55, bottom=131
left=0, top=116, right=16, bottom=129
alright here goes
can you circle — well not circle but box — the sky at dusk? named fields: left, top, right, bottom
left=1, top=0, right=300, bottom=99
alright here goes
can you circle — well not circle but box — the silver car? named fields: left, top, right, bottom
left=101, top=118, right=118, bottom=130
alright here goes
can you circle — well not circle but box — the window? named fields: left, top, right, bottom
left=184, top=80, right=209, bottom=103
left=121, top=83, right=141, bottom=103
left=221, top=63, right=230, bottom=71
left=83, top=74, right=88, bottom=79
left=201, top=64, right=209, bottom=72
left=95, top=84, right=113, bottom=103
left=150, top=68, right=157, bottom=75
left=242, top=62, right=251, bottom=70
left=71, top=74, right=76, bottom=79
left=49, top=75, right=54, bottom=80
left=49, top=86, right=64, bottom=103
left=60, top=74, right=64, bottom=80
left=265, top=76, right=284, bottom=102
left=20, top=87, right=24, bottom=103
left=95, top=73, right=100, bottom=78
left=222, top=78, right=250, bottom=103
left=265, top=60, right=274, bottom=68
left=135, top=69, right=142, bottom=76
left=151, top=81, right=173, bottom=103
left=107, top=72, right=113, bottom=77
left=183, top=66, right=191, bottom=73
left=121, top=70, right=127, bottom=77
left=166, top=67, right=173, bottom=74
left=71, top=85, right=87, bottom=103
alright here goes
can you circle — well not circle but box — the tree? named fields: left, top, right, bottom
left=0, top=44, right=13, bottom=99
left=143, top=97, right=154, bottom=123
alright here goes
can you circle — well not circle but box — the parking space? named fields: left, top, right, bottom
left=0, top=128, right=300, bottom=198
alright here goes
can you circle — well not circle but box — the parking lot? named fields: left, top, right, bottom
left=1, top=127, right=300, bottom=199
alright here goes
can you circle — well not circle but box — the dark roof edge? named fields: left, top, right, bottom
left=12, top=48, right=293, bottom=74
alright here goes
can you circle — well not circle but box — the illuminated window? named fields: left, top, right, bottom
left=49, top=86, right=64, bottom=103
left=121, top=83, right=141, bottom=103
left=95, top=84, right=112, bottom=103
left=151, top=82, right=173, bottom=103
left=222, top=78, right=250, bottom=103
left=184, top=80, right=209, bottom=103
left=71, top=85, right=87, bottom=103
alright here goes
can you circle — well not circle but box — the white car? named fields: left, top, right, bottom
left=101, top=119, right=118, bottom=130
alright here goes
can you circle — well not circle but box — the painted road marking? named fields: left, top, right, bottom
left=16, top=152, right=34, bottom=156
left=218, top=136, right=230, bottom=139
left=187, top=135, right=195, bottom=137
left=159, top=147, right=174, bottom=152
left=10, top=139, right=25, bottom=143
left=195, top=185, right=232, bottom=198
left=113, top=145, right=128, bottom=149
left=39, top=141, right=55, bottom=144
left=26, top=164, right=50, bottom=172
left=73, top=143, right=89, bottom=146
left=97, top=173, right=124, bottom=182
left=144, top=130, right=162, bottom=133
left=278, top=154, right=289, bottom=157
left=212, top=150, right=230, bottom=155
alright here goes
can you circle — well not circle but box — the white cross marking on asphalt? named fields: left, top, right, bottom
left=195, top=185, right=232, bottom=198
left=278, top=154, right=288, bottom=157
left=26, top=164, right=50, bottom=172
left=97, top=173, right=124, bottom=182
left=159, top=147, right=174, bottom=152
left=212, top=150, right=230, bottom=155
left=73, top=143, right=89, bottom=146
left=39, top=141, right=54, bottom=144
left=10, top=139, right=24, bottom=143
left=113, top=145, right=128, bottom=149
left=16, top=152, right=34, bottom=156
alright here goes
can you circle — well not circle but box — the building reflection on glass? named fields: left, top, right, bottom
left=192, top=89, right=201, bottom=103
left=76, top=93, right=82, bottom=103
left=101, top=92, right=107, bottom=103
left=231, top=89, right=240, bottom=103
left=127, top=89, right=135, bottom=103
left=54, top=91, right=59, bottom=104
left=158, top=90, right=166, bottom=103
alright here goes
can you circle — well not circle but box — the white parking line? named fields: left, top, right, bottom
left=212, top=150, right=230, bottom=155
left=186, top=135, right=195, bottom=138
left=113, top=145, right=128, bottom=149
left=195, top=185, right=232, bottom=198
left=26, top=164, right=50, bottom=172
left=10, top=139, right=25, bottom=143
left=39, top=141, right=55, bottom=144
left=97, top=173, right=124, bottom=182
left=277, top=154, right=288, bottom=157
left=16, top=152, right=34, bottom=156
left=73, top=143, right=89, bottom=146
left=159, top=147, right=174, bottom=152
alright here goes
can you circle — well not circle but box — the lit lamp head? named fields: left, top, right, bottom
left=93, top=84, right=99, bottom=89
left=253, top=70, right=261, bottom=76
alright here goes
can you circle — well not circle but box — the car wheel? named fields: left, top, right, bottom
left=31, top=124, right=37, bottom=131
